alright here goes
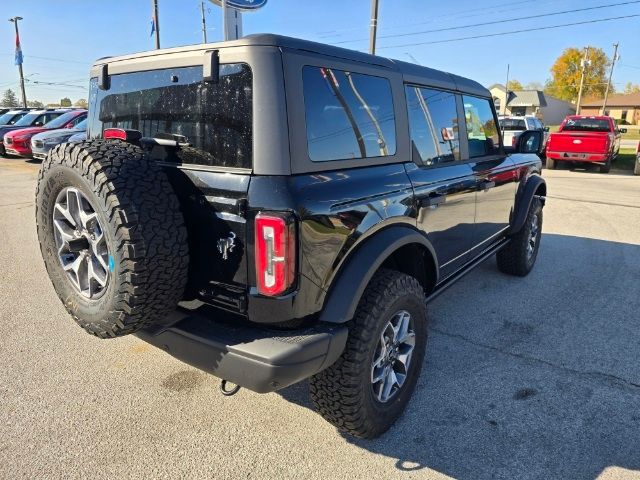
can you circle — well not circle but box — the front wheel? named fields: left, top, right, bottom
left=497, top=197, right=543, bottom=277
left=310, top=269, right=427, bottom=439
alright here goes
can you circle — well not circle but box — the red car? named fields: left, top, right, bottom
left=545, top=115, right=625, bottom=173
left=3, top=109, right=87, bottom=158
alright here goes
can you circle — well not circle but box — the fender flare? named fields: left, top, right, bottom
left=319, top=226, right=438, bottom=324
left=507, top=174, right=546, bottom=235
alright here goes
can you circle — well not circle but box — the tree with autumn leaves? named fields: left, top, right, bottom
left=544, top=47, right=610, bottom=103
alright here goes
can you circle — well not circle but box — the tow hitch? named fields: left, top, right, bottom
left=220, top=379, right=241, bottom=396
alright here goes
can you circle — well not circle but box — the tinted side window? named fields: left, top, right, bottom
left=302, top=66, right=396, bottom=162
left=89, top=64, right=253, bottom=169
left=405, top=86, right=460, bottom=166
left=462, top=95, right=500, bottom=157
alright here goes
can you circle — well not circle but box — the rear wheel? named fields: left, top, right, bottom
left=36, top=140, right=189, bottom=338
left=497, top=197, right=543, bottom=277
left=599, top=158, right=611, bottom=174
left=634, top=157, right=640, bottom=176
left=546, top=157, right=556, bottom=170
left=310, top=269, right=427, bottom=439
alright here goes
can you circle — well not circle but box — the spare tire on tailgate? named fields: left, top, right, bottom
left=35, top=140, right=189, bottom=338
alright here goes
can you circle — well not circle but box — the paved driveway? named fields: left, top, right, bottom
left=1, top=158, right=639, bottom=479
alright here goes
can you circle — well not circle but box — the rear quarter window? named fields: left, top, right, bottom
left=88, top=63, right=252, bottom=169
left=302, top=66, right=396, bottom=162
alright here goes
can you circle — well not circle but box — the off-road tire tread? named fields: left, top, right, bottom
left=309, top=269, right=426, bottom=438
left=35, top=140, right=189, bottom=338
left=497, top=197, right=542, bottom=277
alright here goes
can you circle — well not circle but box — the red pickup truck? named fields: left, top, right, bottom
left=546, top=115, right=625, bottom=173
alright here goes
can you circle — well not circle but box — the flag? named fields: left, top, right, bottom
left=15, top=30, right=23, bottom=66
left=150, top=14, right=156, bottom=37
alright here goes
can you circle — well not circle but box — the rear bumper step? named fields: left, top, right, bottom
left=136, top=307, right=348, bottom=393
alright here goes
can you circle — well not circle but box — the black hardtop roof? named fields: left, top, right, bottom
left=97, top=33, right=489, bottom=98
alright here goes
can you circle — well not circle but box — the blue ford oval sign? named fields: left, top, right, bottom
left=209, top=0, right=267, bottom=11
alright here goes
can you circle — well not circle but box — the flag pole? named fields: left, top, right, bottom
left=152, top=0, right=160, bottom=49
left=9, top=16, right=27, bottom=108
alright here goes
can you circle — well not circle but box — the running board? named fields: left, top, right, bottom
left=426, top=238, right=510, bottom=303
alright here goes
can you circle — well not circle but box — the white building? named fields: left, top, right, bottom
left=489, top=84, right=576, bottom=125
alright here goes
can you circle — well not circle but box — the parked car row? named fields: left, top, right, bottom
left=0, top=108, right=87, bottom=159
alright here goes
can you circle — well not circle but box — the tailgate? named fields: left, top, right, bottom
left=164, top=166, right=250, bottom=312
left=548, top=132, right=609, bottom=153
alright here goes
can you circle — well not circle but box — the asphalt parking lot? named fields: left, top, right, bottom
left=1, top=157, right=639, bottom=480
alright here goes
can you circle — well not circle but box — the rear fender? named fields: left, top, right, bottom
left=319, top=226, right=437, bottom=324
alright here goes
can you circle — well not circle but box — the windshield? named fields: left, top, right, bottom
left=0, top=112, right=22, bottom=125
left=74, top=118, right=87, bottom=130
left=499, top=119, right=526, bottom=131
left=562, top=118, right=610, bottom=132
left=14, top=112, right=41, bottom=126
left=45, top=111, right=81, bottom=129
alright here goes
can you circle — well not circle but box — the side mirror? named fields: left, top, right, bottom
left=543, top=126, right=550, bottom=132
left=516, top=130, right=543, bottom=156
left=619, top=128, right=627, bottom=134
left=34, top=121, right=44, bottom=127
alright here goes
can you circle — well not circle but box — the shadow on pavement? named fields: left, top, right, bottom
left=278, top=233, right=640, bottom=479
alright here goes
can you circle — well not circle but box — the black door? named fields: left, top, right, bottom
left=405, top=86, right=477, bottom=278
left=460, top=95, right=518, bottom=250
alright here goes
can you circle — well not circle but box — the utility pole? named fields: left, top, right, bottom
left=602, top=42, right=619, bottom=114
left=200, top=1, right=208, bottom=43
left=152, top=0, right=160, bottom=49
left=503, top=63, right=510, bottom=115
left=8, top=16, right=27, bottom=108
left=369, top=0, right=379, bottom=55
left=575, top=46, right=590, bottom=115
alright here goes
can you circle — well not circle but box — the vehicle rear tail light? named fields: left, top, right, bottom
left=103, top=128, right=142, bottom=142
left=255, top=213, right=296, bottom=296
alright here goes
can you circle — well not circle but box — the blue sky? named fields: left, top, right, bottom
left=1, top=0, right=639, bottom=104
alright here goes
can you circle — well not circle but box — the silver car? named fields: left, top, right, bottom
left=30, top=118, right=87, bottom=160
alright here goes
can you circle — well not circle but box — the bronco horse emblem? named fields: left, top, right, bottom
left=217, top=232, right=236, bottom=260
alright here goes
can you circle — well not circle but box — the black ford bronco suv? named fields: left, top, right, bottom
left=35, top=34, right=546, bottom=439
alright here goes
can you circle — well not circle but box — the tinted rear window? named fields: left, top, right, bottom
left=88, top=64, right=252, bottom=169
left=499, top=118, right=526, bottom=131
left=302, top=66, right=396, bottom=162
left=562, top=118, right=610, bottom=132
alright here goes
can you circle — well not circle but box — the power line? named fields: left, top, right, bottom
left=318, top=0, right=540, bottom=37
left=335, top=0, right=640, bottom=44
left=377, top=14, right=640, bottom=49
left=0, top=53, right=89, bottom=65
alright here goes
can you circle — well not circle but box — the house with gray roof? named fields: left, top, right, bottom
left=489, top=84, right=575, bottom=125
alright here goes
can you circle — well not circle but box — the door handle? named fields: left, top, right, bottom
left=481, top=180, right=496, bottom=191
left=418, top=193, right=447, bottom=208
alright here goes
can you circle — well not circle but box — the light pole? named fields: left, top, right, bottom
left=369, top=0, right=380, bottom=55
left=200, top=1, right=208, bottom=43
left=8, top=16, right=27, bottom=108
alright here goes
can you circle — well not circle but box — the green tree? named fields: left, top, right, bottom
left=1, top=89, right=19, bottom=107
left=506, top=79, right=523, bottom=91
left=624, top=82, right=640, bottom=94
left=74, top=98, right=88, bottom=108
left=60, top=97, right=72, bottom=107
left=544, top=47, right=610, bottom=102
left=27, top=100, right=45, bottom=108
